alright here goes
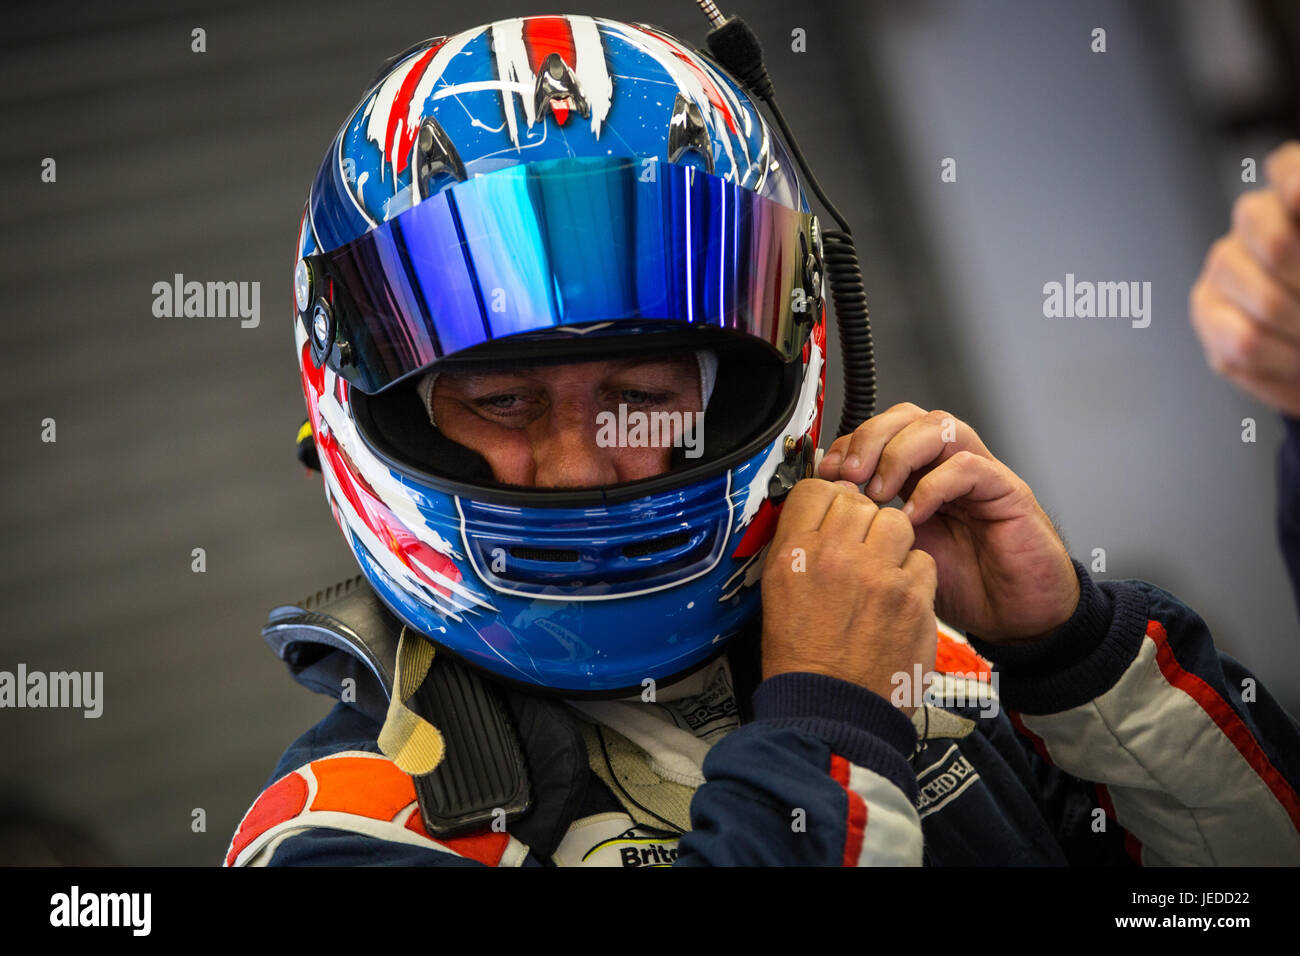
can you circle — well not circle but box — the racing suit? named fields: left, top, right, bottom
left=225, top=559, right=1300, bottom=866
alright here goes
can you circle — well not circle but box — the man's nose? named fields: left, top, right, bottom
left=532, top=402, right=619, bottom=488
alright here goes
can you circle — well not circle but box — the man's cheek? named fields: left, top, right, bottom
left=481, top=439, right=537, bottom=485
left=613, top=446, right=675, bottom=482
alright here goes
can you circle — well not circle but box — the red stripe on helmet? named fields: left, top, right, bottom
left=524, top=16, right=576, bottom=75
left=634, top=26, right=738, bottom=136
left=313, top=406, right=464, bottom=594
left=386, top=42, right=445, bottom=179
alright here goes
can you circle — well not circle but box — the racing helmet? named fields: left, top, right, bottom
left=293, top=15, right=828, bottom=696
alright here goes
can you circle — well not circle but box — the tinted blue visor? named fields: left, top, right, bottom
left=303, top=156, right=817, bottom=394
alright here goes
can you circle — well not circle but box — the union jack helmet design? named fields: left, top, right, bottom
left=294, top=15, right=827, bottom=695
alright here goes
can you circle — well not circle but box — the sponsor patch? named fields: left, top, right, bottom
left=552, top=813, right=681, bottom=867
left=914, top=744, right=981, bottom=818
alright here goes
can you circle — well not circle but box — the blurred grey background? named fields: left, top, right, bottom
left=1, top=0, right=1296, bottom=865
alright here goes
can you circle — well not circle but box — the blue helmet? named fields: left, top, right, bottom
left=293, top=14, right=828, bottom=696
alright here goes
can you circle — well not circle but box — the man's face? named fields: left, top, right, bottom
left=431, top=355, right=702, bottom=488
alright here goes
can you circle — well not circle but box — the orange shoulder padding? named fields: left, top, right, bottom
left=308, top=755, right=416, bottom=819
left=226, top=752, right=513, bottom=867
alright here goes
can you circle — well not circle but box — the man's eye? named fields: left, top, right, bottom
left=619, top=389, right=670, bottom=406
left=474, top=394, right=528, bottom=413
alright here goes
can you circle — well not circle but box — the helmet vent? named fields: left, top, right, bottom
left=621, top=531, right=692, bottom=559
left=509, top=545, right=580, bottom=563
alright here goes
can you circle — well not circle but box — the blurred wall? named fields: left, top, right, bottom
left=855, top=0, right=1300, bottom=710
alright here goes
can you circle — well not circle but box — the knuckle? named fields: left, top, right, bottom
left=1258, top=224, right=1296, bottom=272
left=1206, top=343, right=1233, bottom=375
left=876, top=570, right=911, bottom=602
left=890, top=401, right=925, bottom=416
left=1231, top=191, right=1261, bottom=235
left=896, top=579, right=932, bottom=616
left=849, top=492, right=880, bottom=517
left=827, top=490, right=875, bottom=524
left=1230, top=322, right=1261, bottom=366
left=786, top=479, right=825, bottom=505
left=1205, top=237, right=1233, bottom=277
left=874, top=506, right=913, bottom=538
left=816, top=546, right=856, bottom=580
left=1257, top=283, right=1289, bottom=324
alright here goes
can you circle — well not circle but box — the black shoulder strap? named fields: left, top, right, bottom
left=405, top=648, right=531, bottom=837
left=261, top=576, right=585, bottom=853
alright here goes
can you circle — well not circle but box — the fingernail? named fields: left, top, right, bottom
left=902, top=500, right=915, bottom=518
left=844, top=454, right=861, bottom=471
left=868, top=475, right=884, bottom=496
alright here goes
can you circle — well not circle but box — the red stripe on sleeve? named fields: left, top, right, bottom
left=829, top=754, right=868, bottom=867
left=1008, top=710, right=1052, bottom=763
left=1095, top=783, right=1143, bottom=865
left=1146, top=620, right=1300, bottom=833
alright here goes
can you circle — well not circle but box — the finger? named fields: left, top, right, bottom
left=902, top=548, right=938, bottom=603
left=869, top=410, right=991, bottom=503
left=861, top=506, right=916, bottom=567
left=1218, top=362, right=1300, bottom=419
left=905, top=554, right=940, bottom=676
left=1191, top=285, right=1300, bottom=380
left=1232, top=189, right=1300, bottom=301
left=818, top=402, right=928, bottom=483
left=818, top=433, right=856, bottom=478
left=817, top=487, right=880, bottom=543
left=902, top=451, right=1018, bottom=525
left=1203, top=234, right=1300, bottom=345
left=903, top=549, right=940, bottom=671
left=771, top=478, right=847, bottom=548
left=896, top=467, right=929, bottom=508
left=1265, top=140, right=1300, bottom=219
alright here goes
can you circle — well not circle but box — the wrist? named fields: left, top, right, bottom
left=1002, top=571, right=1083, bottom=647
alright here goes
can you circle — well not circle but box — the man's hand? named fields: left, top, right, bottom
left=761, top=479, right=937, bottom=715
left=819, top=404, right=1079, bottom=646
left=1190, top=140, right=1300, bottom=416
